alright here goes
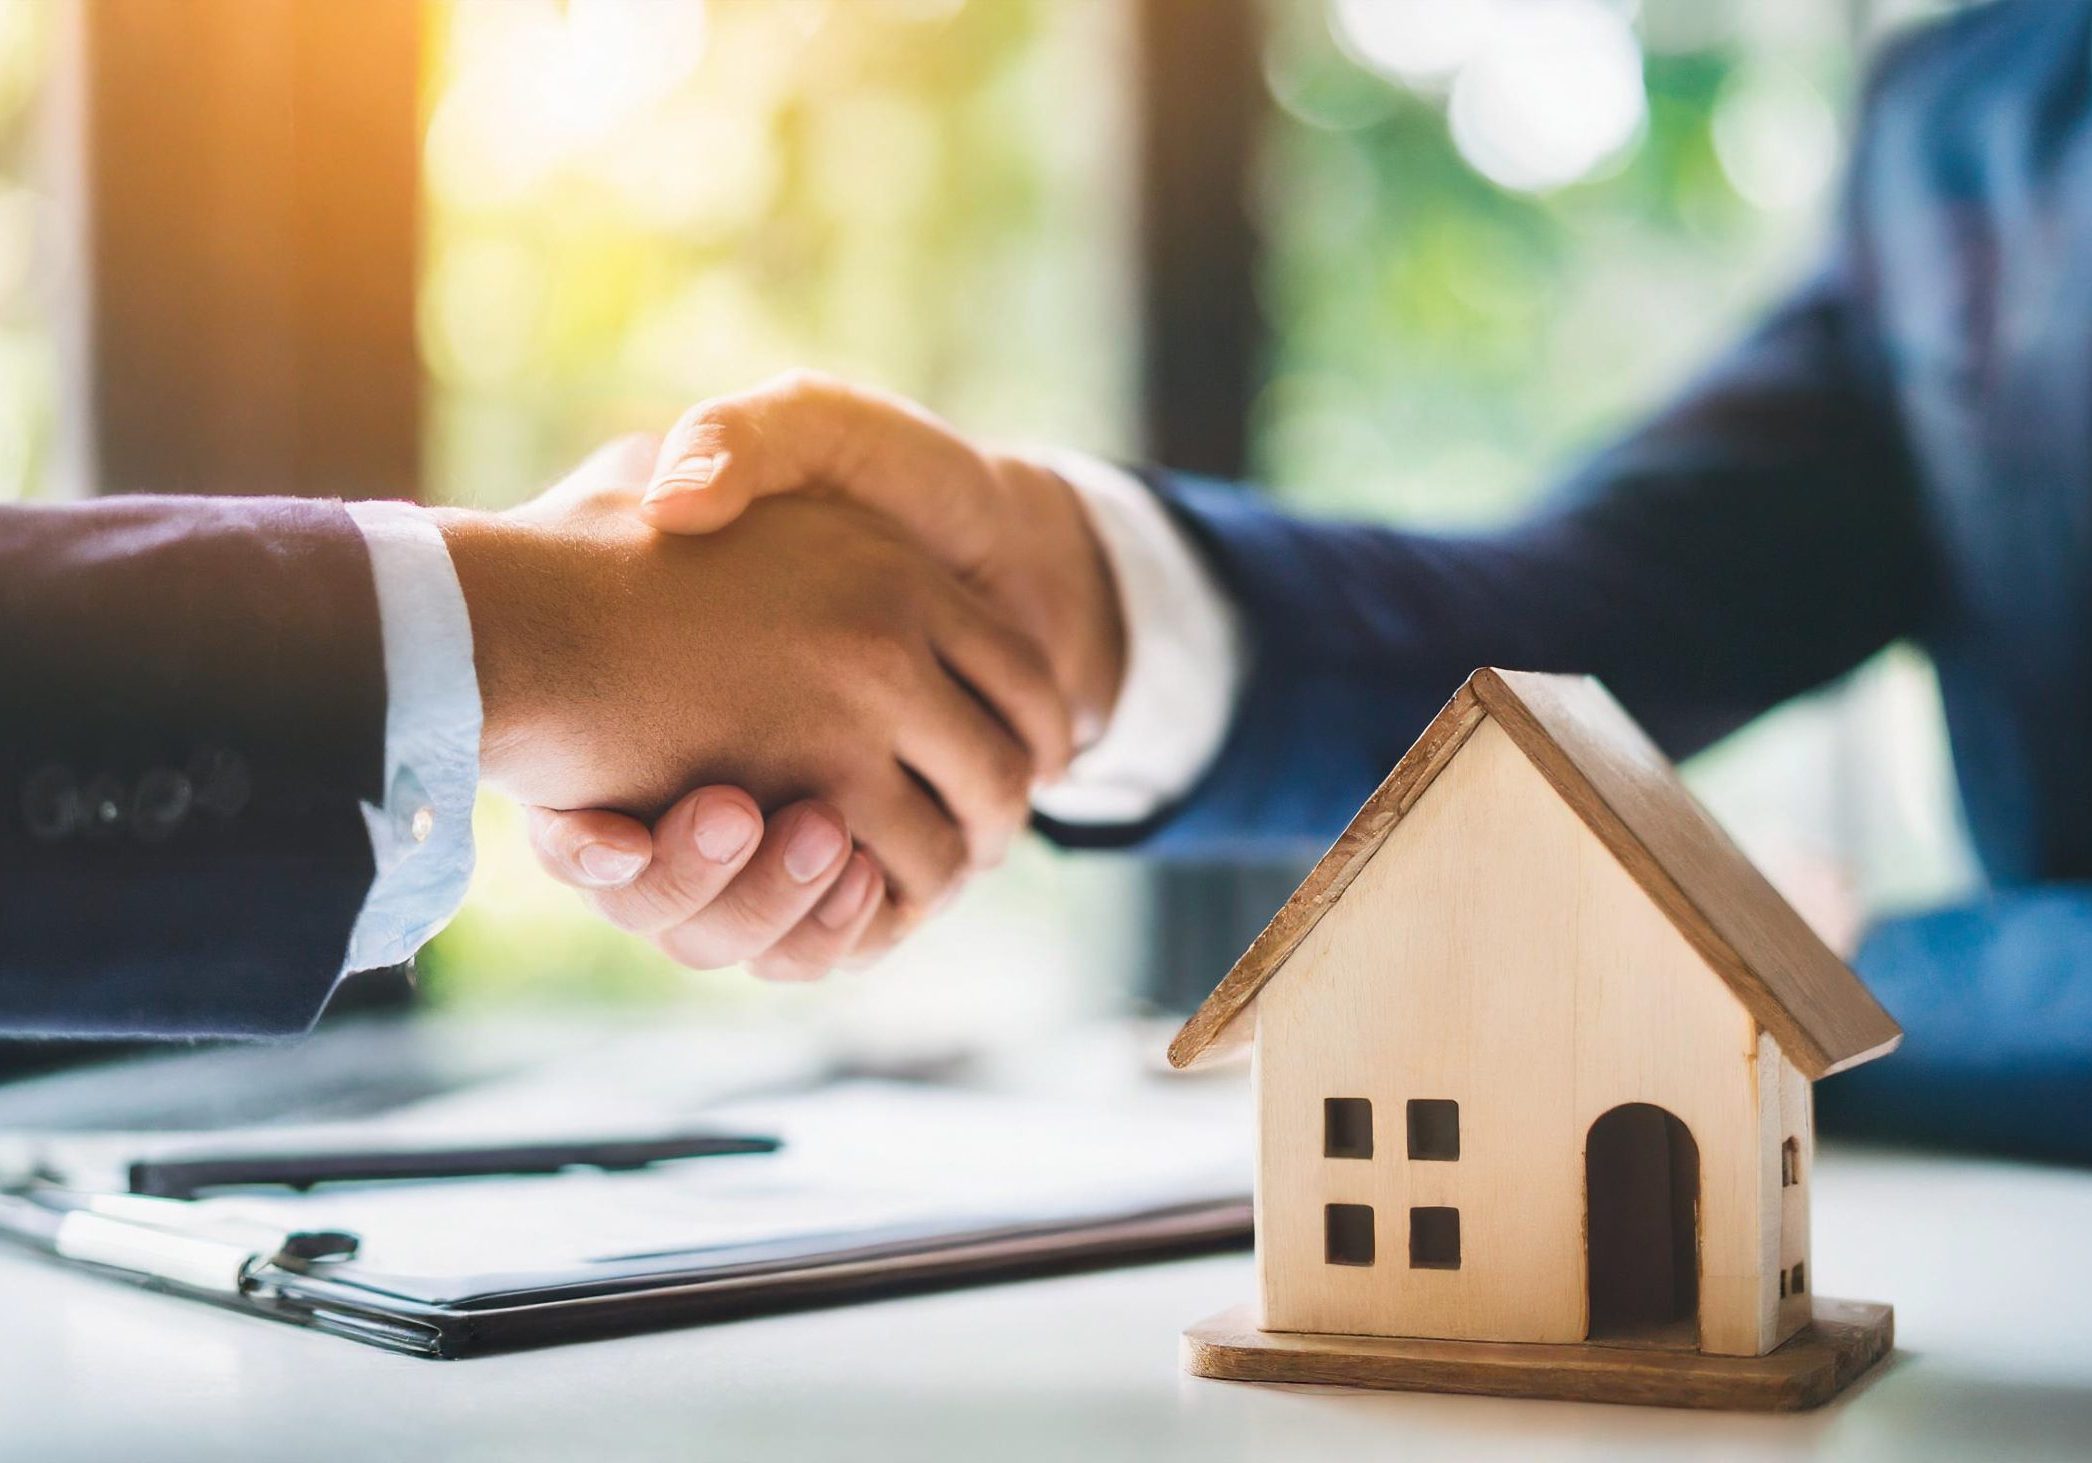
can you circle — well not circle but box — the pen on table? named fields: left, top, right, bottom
left=126, top=1131, right=783, bottom=1199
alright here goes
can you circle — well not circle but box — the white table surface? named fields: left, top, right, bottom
left=3, top=1145, right=2090, bottom=1462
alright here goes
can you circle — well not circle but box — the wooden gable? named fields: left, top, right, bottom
left=1166, top=668, right=1903, bottom=1081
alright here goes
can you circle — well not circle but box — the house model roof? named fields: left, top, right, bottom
left=1167, top=667, right=1903, bottom=1081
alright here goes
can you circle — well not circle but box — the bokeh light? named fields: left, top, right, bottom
left=1330, top=0, right=1648, bottom=195
left=1329, top=0, right=1501, bottom=87
left=425, top=0, right=711, bottom=210
left=1713, top=62, right=1840, bottom=212
left=1447, top=0, right=1647, bottom=193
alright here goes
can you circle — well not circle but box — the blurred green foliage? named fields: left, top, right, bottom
left=1256, top=0, right=1848, bottom=523
left=420, top=0, right=1134, bottom=517
left=418, top=0, right=1137, bottom=1007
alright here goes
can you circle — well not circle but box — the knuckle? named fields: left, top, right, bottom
left=654, top=927, right=729, bottom=973
left=771, top=367, right=839, bottom=404
left=654, top=864, right=723, bottom=917
left=615, top=884, right=697, bottom=940
left=660, top=903, right=776, bottom=970
left=851, top=630, right=921, bottom=702
left=919, top=821, right=967, bottom=894
left=991, top=736, right=1033, bottom=806
left=667, top=401, right=714, bottom=442
left=698, top=905, right=780, bottom=965
left=582, top=889, right=649, bottom=934
left=671, top=399, right=740, bottom=457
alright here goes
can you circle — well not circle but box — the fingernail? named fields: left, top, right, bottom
left=782, top=811, right=847, bottom=883
left=692, top=801, right=758, bottom=864
left=576, top=842, right=647, bottom=887
left=814, top=857, right=877, bottom=929
left=643, top=454, right=723, bottom=502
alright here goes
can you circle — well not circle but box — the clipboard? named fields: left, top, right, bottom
left=201, top=1196, right=1248, bottom=1357
left=1, top=1077, right=1254, bottom=1358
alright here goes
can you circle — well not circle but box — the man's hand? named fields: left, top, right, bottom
left=639, top=372, right=1127, bottom=743
left=525, top=789, right=884, bottom=982
left=523, top=380, right=1133, bottom=984
left=446, top=437, right=1072, bottom=967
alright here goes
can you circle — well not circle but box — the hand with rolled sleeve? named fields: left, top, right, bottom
left=524, top=375, right=1246, bottom=979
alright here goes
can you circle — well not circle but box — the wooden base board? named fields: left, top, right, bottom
left=1182, top=1297, right=1893, bottom=1412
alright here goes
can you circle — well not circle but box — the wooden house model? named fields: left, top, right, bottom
left=1174, top=668, right=1901, bottom=1410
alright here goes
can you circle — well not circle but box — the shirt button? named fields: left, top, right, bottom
left=132, top=768, right=195, bottom=843
left=189, top=747, right=252, bottom=818
left=21, top=764, right=83, bottom=841
left=82, top=775, right=127, bottom=836
left=387, top=767, right=434, bottom=851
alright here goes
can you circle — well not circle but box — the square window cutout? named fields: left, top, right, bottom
left=1325, top=1203, right=1375, bottom=1266
left=1410, top=1206, right=1461, bottom=1269
left=1324, top=1098, right=1373, bottom=1159
left=1407, top=1099, right=1460, bottom=1161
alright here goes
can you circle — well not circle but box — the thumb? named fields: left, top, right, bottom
left=639, top=409, right=757, bottom=533
left=527, top=805, right=654, bottom=890
left=637, top=372, right=985, bottom=559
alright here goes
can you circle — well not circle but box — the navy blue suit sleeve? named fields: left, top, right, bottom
left=1814, top=888, right=2092, bottom=1162
left=0, top=497, right=387, bottom=1038
left=1059, top=60, right=1933, bottom=858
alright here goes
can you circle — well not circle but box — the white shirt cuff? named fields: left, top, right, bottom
left=342, top=500, right=482, bottom=973
left=1029, top=453, right=1245, bottom=825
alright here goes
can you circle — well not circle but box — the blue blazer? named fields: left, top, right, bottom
left=1077, top=2, right=2092, bottom=1159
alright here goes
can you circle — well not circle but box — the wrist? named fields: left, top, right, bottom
left=1065, top=490, right=1128, bottom=747
left=430, top=508, right=554, bottom=789
left=1008, top=459, right=1127, bottom=747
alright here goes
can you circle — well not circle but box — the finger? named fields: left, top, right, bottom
left=928, top=581, right=1074, bottom=784
left=639, top=372, right=980, bottom=548
left=527, top=806, right=654, bottom=891
left=892, top=671, right=1034, bottom=872
left=745, top=853, right=885, bottom=983
left=838, top=899, right=914, bottom=971
left=654, top=801, right=854, bottom=970
left=585, top=786, right=764, bottom=937
left=842, top=769, right=968, bottom=927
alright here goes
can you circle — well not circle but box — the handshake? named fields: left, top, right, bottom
left=444, top=373, right=1128, bottom=981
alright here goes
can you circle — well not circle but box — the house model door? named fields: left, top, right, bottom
left=1585, top=1103, right=1700, bottom=1345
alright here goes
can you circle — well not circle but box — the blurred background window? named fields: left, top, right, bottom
left=0, top=1, right=54, bottom=508
left=416, top=0, right=1152, bottom=1049
left=0, top=0, right=1978, bottom=1053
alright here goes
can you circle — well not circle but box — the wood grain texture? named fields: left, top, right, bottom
left=1774, top=1049, right=1815, bottom=1344
left=1169, top=668, right=1901, bottom=1080
left=1251, top=717, right=1777, bottom=1354
left=1165, top=684, right=1487, bottom=1070
left=1183, top=1298, right=1893, bottom=1412
left=1470, top=669, right=1900, bottom=1078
